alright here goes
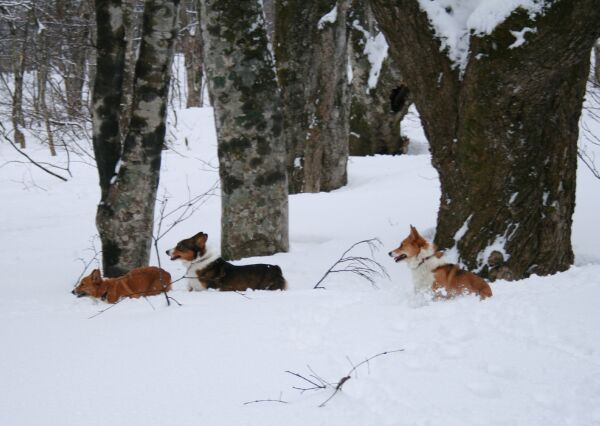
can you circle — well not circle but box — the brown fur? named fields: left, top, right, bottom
left=432, top=264, right=493, bottom=300
left=389, top=226, right=492, bottom=300
left=73, top=267, right=172, bottom=303
left=167, top=232, right=287, bottom=291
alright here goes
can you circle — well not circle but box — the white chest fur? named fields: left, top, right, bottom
left=406, top=247, right=448, bottom=294
left=181, top=251, right=220, bottom=291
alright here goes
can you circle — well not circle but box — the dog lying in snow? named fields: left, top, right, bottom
left=166, top=232, right=287, bottom=292
left=388, top=226, right=492, bottom=300
left=72, top=267, right=172, bottom=303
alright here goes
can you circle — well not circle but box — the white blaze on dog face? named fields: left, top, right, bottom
left=166, top=232, right=209, bottom=262
left=388, top=225, right=429, bottom=262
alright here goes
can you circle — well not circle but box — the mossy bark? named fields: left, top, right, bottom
left=274, top=0, right=350, bottom=193
left=348, top=0, right=410, bottom=156
left=95, top=0, right=179, bottom=277
left=370, top=0, right=600, bottom=280
left=200, top=0, right=289, bottom=260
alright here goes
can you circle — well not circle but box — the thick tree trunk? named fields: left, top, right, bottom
left=200, top=0, right=289, bottom=260
left=371, top=0, right=600, bottom=280
left=274, top=0, right=350, bottom=193
left=95, top=0, right=179, bottom=277
left=348, top=0, right=410, bottom=156
left=180, top=0, right=203, bottom=108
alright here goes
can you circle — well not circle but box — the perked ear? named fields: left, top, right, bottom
left=194, top=232, right=208, bottom=247
left=91, top=269, right=102, bottom=282
left=409, top=225, right=419, bottom=238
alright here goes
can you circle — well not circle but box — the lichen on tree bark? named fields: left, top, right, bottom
left=200, top=0, right=289, bottom=260
left=274, top=0, right=350, bottom=193
left=94, top=0, right=179, bottom=277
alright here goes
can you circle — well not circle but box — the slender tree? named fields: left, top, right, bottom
left=179, top=0, right=203, bottom=108
left=95, top=0, right=180, bottom=276
left=274, top=0, right=350, bottom=193
left=199, top=0, right=289, bottom=260
left=370, top=0, right=600, bottom=280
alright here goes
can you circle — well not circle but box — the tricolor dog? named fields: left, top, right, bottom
left=389, top=226, right=492, bottom=300
left=166, top=232, right=287, bottom=292
left=72, top=267, right=172, bottom=303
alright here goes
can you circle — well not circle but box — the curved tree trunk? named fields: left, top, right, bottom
left=275, top=0, right=350, bottom=193
left=348, top=0, right=410, bottom=156
left=371, top=0, right=600, bottom=280
left=200, top=0, right=289, bottom=260
left=95, top=0, right=179, bottom=277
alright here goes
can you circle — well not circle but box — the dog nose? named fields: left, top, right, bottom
left=71, top=289, right=75, bottom=295
left=388, top=251, right=393, bottom=257
left=165, top=249, right=170, bottom=255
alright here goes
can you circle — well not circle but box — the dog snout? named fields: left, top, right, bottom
left=71, top=289, right=75, bottom=295
left=388, top=250, right=395, bottom=257
left=165, top=249, right=171, bottom=256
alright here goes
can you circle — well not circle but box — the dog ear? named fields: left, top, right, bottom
left=409, top=225, right=419, bottom=238
left=91, top=269, right=102, bottom=282
left=194, top=232, right=208, bottom=247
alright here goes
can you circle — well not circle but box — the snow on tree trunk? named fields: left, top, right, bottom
left=95, top=0, right=179, bottom=277
left=348, top=0, right=410, bottom=156
left=199, top=0, right=289, bottom=260
left=274, top=0, right=350, bottom=193
left=370, top=0, right=600, bottom=280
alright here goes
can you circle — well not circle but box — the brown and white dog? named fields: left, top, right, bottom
left=389, top=226, right=492, bottom=300
left=72, top=267, right=172, bottom=303
left=166, top=232, right=287, bottom=292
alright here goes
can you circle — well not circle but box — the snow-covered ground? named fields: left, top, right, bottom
left=1, top=86, right=600, bottom=425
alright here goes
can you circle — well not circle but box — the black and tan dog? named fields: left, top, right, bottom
left=166, top=232, right=287, bottom=291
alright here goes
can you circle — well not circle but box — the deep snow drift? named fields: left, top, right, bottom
left=1, top=90, right=600, bottom=425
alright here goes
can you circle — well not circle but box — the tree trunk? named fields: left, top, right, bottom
left=370, top=0, right=600, bottom=280
left=96, top=0, right=179, bottom=277
left=200, top=0, right=289, bottom=260
left=274, top=0, right=350, bottom=193
left=180, top=0, right=203, bottom=108
left=348, top=0, right=410, bottom=156
left=9, top=18, right=27, bottom=149
left=595, top=40, right=600, bottom=86
left=120, top=0, right=143, bottom=139
left=92, top=0, right=126, bottom=201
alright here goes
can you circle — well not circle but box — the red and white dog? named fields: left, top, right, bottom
left=389, top=226, right=492, bottom=300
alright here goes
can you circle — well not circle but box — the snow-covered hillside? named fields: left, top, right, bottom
left=1, top=89, right=600, bottom=425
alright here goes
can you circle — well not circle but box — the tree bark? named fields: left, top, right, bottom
left=274, top=0, right=350, bottom=193
left=370, top=0, right=600, bottom=280
left=180, top=0, right=203, bottom=108
left=594, top=40, right=600, bottom=86
left=92, top=0, right=126, bottom=201
left=95, top=0, right=179, bottom=277
left=120, top=0, right=143, bottom=139
left=200, top=0, right=289, bottom=260
left=348, top=0, right=410, bottom=156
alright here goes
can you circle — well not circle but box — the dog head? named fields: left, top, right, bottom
left=72, top=269, right=105, bottom=298
left=388, top=225, right=429, bottom=262
left=166, top=232, right=208, bottom=262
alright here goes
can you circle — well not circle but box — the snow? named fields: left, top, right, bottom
left=508, top=26, right=537, bottom=49
left=352, top=21, right=389, bottom=91
left=417, top=0, right=546, bottom=73
left=317, top=5, right=338, bottom=29
left=1, top=69, right=600, bottom=426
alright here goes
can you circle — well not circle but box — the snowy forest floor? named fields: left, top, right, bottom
left=1, top=88, right=600, bottom=425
